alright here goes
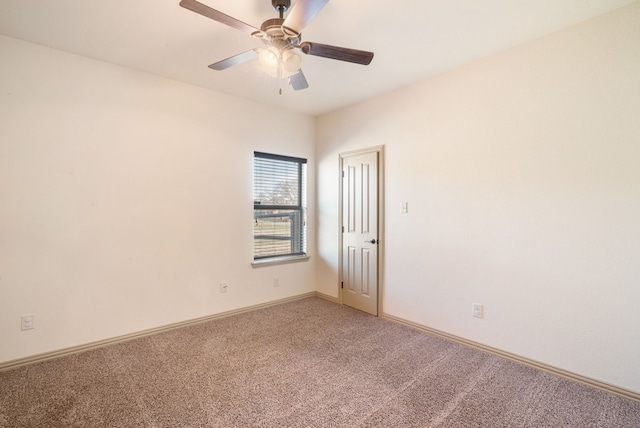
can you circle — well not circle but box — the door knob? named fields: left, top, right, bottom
left=365, top=239, right=378, bottom=244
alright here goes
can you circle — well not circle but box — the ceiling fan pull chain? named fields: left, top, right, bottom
left=278, top=51, right=283, bottom=95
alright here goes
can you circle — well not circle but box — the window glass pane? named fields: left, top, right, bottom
left=254, top=209, right=302, bottom=258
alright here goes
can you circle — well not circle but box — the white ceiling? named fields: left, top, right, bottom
left=0, top=0, right=636, bottom=116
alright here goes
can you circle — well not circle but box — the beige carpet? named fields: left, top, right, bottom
left=1, top=297, right=639, bottom=427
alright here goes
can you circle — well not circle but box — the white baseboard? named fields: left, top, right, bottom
left=381, top=312, right=640, bottom=404
left=315, top=291, right=340, bottom=304
left=3, top=293, right=637, bottom=405
left=0, top=292, right=316, bottom=372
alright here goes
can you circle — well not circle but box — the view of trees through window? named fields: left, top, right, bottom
left=253, top=152, right=307, bottom=259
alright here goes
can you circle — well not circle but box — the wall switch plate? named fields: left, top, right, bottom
left=220, top=282, right=228, bottom=293
left=273, top=277, right=279, bottom=287
left=472, top=303, right=484, bottom=318
left=21, top=314, right=35, bottom=330
left=401, top=202, right=409, bottom=214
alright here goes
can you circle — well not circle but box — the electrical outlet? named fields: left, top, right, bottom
left=472, top=303, right=484, bottom=319
left=21, top=314, right=35, bottom=331
left=273, top=277, right=279, bottom=287
left=220, top=282, right=228, bottom=293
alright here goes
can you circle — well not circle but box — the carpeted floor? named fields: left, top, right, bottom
left=1, top=297, right=639, bottom=427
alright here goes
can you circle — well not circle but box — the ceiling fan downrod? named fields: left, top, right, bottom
left=272, top=0, right=291, bottom=19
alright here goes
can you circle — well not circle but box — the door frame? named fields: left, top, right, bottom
left=338, top=145, right=385, bottom=316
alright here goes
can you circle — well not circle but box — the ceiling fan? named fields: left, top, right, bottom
left=179, top=0, right=374, bottom=92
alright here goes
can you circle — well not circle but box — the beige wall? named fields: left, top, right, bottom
left=316, top=3, right=640, bottom=393
left=0, top=35, right=316, bottom=363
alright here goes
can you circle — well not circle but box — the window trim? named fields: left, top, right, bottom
left=251, top=254, right=310, bottom=268
left=253, top=151, right=308, bottom=263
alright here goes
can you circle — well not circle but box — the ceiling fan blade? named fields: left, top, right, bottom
left=180, top=0, right=259, bottom=35
left=299, top=42, right=374, bottom=65
left=282, top=0, right=329, bottom=35
left=289, top=69, right=309, bottom=90
left=208, top=49, right=258, bottom=71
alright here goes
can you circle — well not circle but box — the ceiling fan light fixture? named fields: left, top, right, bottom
left=282, top=50, right=302, bottom=74
left=258, top=47, right=302, bottom=78
left=259, top=46, right=280, bottom=74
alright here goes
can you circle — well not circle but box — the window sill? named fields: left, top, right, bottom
left=251, top=255, right=310, bottom=268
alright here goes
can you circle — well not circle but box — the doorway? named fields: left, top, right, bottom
left=340, top=147, right=383, bottom=316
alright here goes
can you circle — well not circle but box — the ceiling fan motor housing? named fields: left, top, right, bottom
left=257, top=18, right=301, bottom=47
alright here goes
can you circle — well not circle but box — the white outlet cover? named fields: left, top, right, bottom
left=472, top=303, right=484, bottom=318
left=21, top=314, right=35, bottom=330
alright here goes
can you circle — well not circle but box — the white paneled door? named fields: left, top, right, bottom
left=341, top=150, right=379, bottom=316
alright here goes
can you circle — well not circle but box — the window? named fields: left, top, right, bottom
left=253, top=152, right=307, bottom=261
